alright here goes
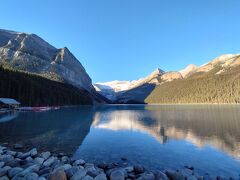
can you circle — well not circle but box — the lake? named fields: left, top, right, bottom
left=0, top=105, right=239, bottom=178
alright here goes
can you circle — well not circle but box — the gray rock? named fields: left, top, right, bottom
left=73, top=159, right=85, bottom=166
left=110, top=170, right=125, bottom=180
left=0, top=154, right=14, bottom=163
left=24, top=172, right=39, bottom=180
left=124, top=166, right=134, bottom=173
left=65, top=167, right=80, bottom=179
left=58, top=153, right=66, bottom=157
left=138, top=173, right=155, bottom=180
left=70, top=169, right=87, bottom=180
left=87, top=169, right=100, bottom=178
left=187, top=175, right=198, bottom=180
left=216, top=176, right=228, bottom=180
left=12, top=175, right=25, bottom=180
left=0, top=167, right=8, bottom=177
left=165, top=170, right=185, bottom=180
left=17, top=152, right=30, bottom=159
left=61, top=156, right=69, bottom=163
left=18, top=164, right=40, bottom=176
left=55, top=164, right=72, bottom=171
left=40, top=152, right=51, bottom=160
left=38, top=167, right=51, bottom=176
left=34, top=157, right=44, bottom=165
left=84, top=163, right=96, bottom=172
left=97, top=163, right=108, bottom=170
left=94, top=173, right=107, bottom=180
left=26, top=157, right=33, bottom=162
left=82, top=175, right=94, bottom=180
left=180, top=168, right=193, bottom=177
left=38, top=177, right=46, bottom=180
left=0, top=162, right=4, bottom=168
left=52, top=159, right=61, bottom=169
left=29, top=148, right=38, bottom=157
left=134, top=165, right=145, bottom=174
left=43, top=157, right=55, bottom=167
left=0, top=146, right=6, bottom=151
left=14, top=144, right=24, bottom=149
left=154, top=171, right=169, bottom=180
left=0, top=176, right=9, bottom=180
left=184, top=166, right=194, bottom=171
left=6, top=150, right=17, bottom=156
left=8, top=167, right=23, bottom=178
left=5, top=159, right=20, bottom=167
left=48, top=169, right=67, bottom=180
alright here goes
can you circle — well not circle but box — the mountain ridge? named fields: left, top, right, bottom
left=95, top=53, right=240, bottom=103
left=0, top=29, right=94, bottom=92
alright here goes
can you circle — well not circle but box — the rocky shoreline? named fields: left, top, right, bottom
left=0, top=144, right=235, bottom=180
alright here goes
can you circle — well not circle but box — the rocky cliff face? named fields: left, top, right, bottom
left=0, top=29, right=94, bottom=92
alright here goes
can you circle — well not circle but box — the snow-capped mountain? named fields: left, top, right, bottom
left=0, top=29, right=94, bottom=92
left=94, top=68, right=164, bottom=100
left=196, top=54, right=240, bottom=74
left=179, top=64, right=197, bottom=78
left=94, top=53, right=240, bottom=102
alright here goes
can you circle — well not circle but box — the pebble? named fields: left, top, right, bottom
left=14, top=144, right=24, bottom=149
left=48, top=169, right=67, bottom=180
left=65, top=167, right=80, bottom=179
left=0, top=176, right=9, bottom=180
left=0, top=162, right=4, bottom=168
left=134, top=165, right=145, bottom=174
left=138, top=173, right=155, bottom=180
left=70, top=169, right=86, bottom=180
left=29, top=148, right=38, bottom=157
left=154, top=170, right=169, bottom=180
left=0, top=144, right=229, bottom=180
left=34, top=157, right=44, bottom=165
left=0, top=155, right=14, bottom=163
left=43, top=157, right=55, bottom=167
left=82, top=175, right=93, bottom=180
left=94, top=173, right=107, bottom=180
left=8, top=167, right=23, bottom=178
left=165, top=170, right=185, bottom=180
left=110, top=170, right=125, bottom=180
left=24, top=172, right=39, bottom=180
left=40, top=152, right=51, bottom=160
left=73, top=159, right=85, bottom=166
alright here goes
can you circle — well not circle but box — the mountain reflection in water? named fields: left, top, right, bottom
left=92, top=105, right=240, bottom=159
left=0, top=105, right=239, bottom=177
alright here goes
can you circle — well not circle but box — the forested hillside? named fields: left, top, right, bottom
left=0, top=67, right=93, bottom=106
left=145, top=66, right=240, bottom=104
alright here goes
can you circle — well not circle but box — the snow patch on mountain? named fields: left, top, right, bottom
left=94, top=68, right=164, bottom=100
left=179, top=64, right=197, bottom=78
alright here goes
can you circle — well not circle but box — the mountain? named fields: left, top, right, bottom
left=0, top=29, right=94, bottom=92
left=95, top=54, right=240, bottom=104
left=94, top=68, right=165, bottom=101
left=179, top=64, right=197, bottom=78
left=0, top=29, right=110, bottom=104
left=95, top=68, right=183, bottom=103
left=146, top=54, right=240, bottom=104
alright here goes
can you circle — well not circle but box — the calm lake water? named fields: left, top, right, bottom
left=0, top=105, right=240, bottom=177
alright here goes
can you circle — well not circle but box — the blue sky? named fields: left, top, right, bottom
left=1, top=0, right=240, bottom=82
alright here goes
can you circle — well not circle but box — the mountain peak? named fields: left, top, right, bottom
left=179, top=64, right=197, bottom=78
left=152, top=68, right=165, bottom=75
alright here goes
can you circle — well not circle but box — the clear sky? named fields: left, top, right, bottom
left=1, top=0, right=240, bottom=82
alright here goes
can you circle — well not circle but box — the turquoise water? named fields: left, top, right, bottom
left=0, top=105, right=239, bottom=178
